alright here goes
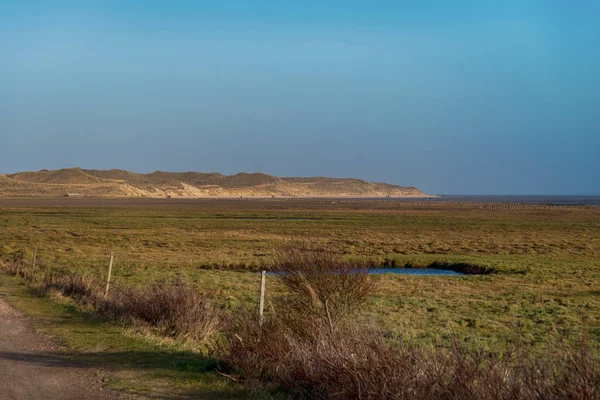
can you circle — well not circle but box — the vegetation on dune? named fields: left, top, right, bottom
left=0, top=168, right=425, bottom=197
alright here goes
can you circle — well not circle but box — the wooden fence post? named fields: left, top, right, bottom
left=31, top=246, right=37, bottom=277
left=258, top=270, right=266, bottom=326
left=105, top=252, right=114, bottom=297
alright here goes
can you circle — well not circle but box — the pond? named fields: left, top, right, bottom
left=266, top=268, right=466, bottom=276
left=369, top=268, right=465, bottom=276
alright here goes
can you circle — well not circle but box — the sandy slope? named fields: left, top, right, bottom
left=0, top=168, right=426, bottom=198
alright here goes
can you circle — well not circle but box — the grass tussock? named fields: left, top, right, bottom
left=1, top=259, right=27, bottom=277
left=218, top=246, right=600, bottom=400
left=0, top=251, right=37, bottom=280
left=39, top=272, right=98, bottom=299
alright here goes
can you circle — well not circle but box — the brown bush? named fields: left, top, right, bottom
left=30, top=270, right=222, bottom=342
left=97, top=280, right=222, bottom=341
left=271, top=243, right=374, bottom=326
left=221, top=308, right=600, bottom=399
left=39, top=273, right=98, bottom=300
left=218, top=245, right=600, bottom=399
left=0, top=259, right=24, bottom=277
left=0, top=250, right=33, bottom=280
left=288, top=330, right=600, bottom=399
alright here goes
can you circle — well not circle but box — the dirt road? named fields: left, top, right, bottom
left=0, top=296, right=117, bottom=400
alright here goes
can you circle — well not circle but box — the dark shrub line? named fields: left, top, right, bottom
left=367, top=258, right=495, bottom=275
left=195, top=257, right=495, bottom=275
left=0, top=259, right=222, bottom=342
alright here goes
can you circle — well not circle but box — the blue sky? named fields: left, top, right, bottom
left=1, top=1, right=599, bottom=194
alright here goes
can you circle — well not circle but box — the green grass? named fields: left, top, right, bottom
left=0, top=199, right=599, bottom=394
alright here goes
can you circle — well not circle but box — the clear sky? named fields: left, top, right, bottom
left=1, top=1, right=599, bottom=194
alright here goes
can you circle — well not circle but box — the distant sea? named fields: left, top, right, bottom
left=399, top=195, right=600, bottom=205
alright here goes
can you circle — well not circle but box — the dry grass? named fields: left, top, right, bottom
left=217, top=247, right=600, bottom=399
left=272, top=329, right=600, bottom=399
left=270, top=243, right=375, bottom=324
left=40, top=272, right=98, bottom=299
left=12, top=267, right=224, bottom=343
left=98, top=280, right=222, bottom=341
left=3, top=242, right=599, bottom=399
left=1, top=199, right=600, bottom=397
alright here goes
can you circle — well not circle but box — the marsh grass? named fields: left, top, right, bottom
left=0, top=200, right=599, bottom=396
left=2, top=239, right=600, bottom=399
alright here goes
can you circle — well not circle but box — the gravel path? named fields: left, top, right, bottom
left=0, top=295, right=117, bottom=400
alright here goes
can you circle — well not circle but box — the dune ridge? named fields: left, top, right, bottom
left=0, top=168, right=427, bottom=198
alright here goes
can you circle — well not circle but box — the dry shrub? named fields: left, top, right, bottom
left=218, top=243, right=378, bottom=394
left=0, top=259, right=24, bottom=276
left=217, top=306, right=289, bottom=382
left=99, top=280, right=222, bottom=341
left=218, top=245, right=600, bottom=399
left=39, top=272, right=99, bottom=300
left=221, top=307, right=600, bottom=399
left=278, top=330, right=600, bottom=399
left=271, top=243, right=374, bottom=326
left=0, top=250, right=33, bottom=280
left=24, top=269, right=222, bottom=342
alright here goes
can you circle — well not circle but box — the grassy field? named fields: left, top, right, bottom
left=1, top=198, right=599, bottom=395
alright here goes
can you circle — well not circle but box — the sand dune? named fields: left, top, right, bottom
left=0, top=168, right=426, bottom=198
